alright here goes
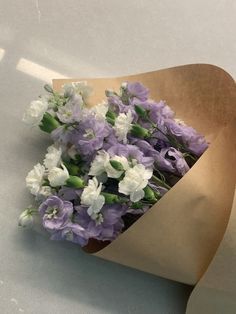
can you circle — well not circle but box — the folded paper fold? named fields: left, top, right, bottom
left=53, top=64, right=236, bottom=285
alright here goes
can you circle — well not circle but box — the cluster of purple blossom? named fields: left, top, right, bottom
left=20, top=81, right=208, bottom=248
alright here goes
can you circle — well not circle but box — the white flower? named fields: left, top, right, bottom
left=81, top=177, right=105, bottom=216
left=22, top=99, right=48, bottom=126
left=91, top=101, right=109, bottom=120
left=89, top=151, right=110, bottom=177
left=36, top=186, right=53, bottom=200
left=114, top=110, right=133, bottom=144
left=106, top=155, right=130, bottom=178
left=67, top=145, right=78, bottom=160
left=119, top=164, right=153, bottom=202
left=63, top=81, right=93, bottom=100
left=26, top=163, right=45, bottom=195
left=57, top=98, right=83, bottom=123
left=48, top=164, right=69, bottom=187
left=18, top=208, right=35, bottom=227
left=89, top=151, right=129, bottom=179
left=43, top=145, right=62, bottom=170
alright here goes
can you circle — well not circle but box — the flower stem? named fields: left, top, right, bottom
left=151, top=175, right=171, bottom=190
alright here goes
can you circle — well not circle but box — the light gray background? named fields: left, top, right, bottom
left=0, top=1, right=235, bottom=313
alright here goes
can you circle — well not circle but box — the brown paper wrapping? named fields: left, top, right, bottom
left=53, top=65, right=236, bottom=290
left=186, top=188, right=236, bottom=313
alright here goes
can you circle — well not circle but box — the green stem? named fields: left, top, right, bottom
left=154, top=167, right=166, bottom=182
left=183, top=153, right=197, bottom=162
left=151, top=175, right=171, bottom=190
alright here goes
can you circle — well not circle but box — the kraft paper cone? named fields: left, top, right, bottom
left=53, top=64, right=236, bottom=286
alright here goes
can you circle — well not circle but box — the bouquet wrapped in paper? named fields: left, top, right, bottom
left=20, top=64, right=236, bottom=292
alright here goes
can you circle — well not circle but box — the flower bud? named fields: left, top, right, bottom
left=18, top=208, right=36, bottom=227
left=101, top=192, right=120, bottom=204
left=63, top=161, right=80, bottom=176
left=131, top=201, right=143, bottom=209
left=66, top=175, right=85, bottom=188
left=131, top=124, right=150, bottom=138
left=106, top=110, right=117, bottom=120
left=110, top=160, right=124, bottom=172
left=44, top=84, right=54, bottom=94
left=39, top=112, right=61, bottom=133
left=144, top=186, right=157, bottom=202
left=134, top=105, right=147, bottom=118
left=106, top=117, right=115, bottom=126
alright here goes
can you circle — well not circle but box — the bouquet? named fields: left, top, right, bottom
left=19, top=65, right=236, bottom=287
left=20, top=80, right=208, bottom=248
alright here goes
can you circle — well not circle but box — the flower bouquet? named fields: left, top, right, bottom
left=20, top=65, right=236, bottom=285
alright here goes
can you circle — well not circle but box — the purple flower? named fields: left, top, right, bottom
left=126, top=82, right=149, bottom=101
left=72, top=115, right=110, bottom=156
left=149, top=100, right=174, bottom=120
left=159, top=147, right=190, bottom=176
left=51, top=125, right=74, bottom=146
left=58, top=187, right=82, bottom=201
left=165, top=119, right=208, bottom=156
left=107, top=95, right=126, bottom=113
left=107, top=95, right=138, bottom=120
left=133, top=99, right=174, bottom=121
left=102, top=129, right=119, bottom=151
left=188, top=136, right=208, bottom=156
left=56, top=98, right=83, bottom=124
left=50, top=222, right=88, bottom=246
left=108, top=144, right=154, bottom=167
left=75, top=204, right=127, bottom=241
left=130, top=100, right=172, bottom=139
left=38, top=196, right=73, bottom=231
left=131, top=140, right=159, bottom=158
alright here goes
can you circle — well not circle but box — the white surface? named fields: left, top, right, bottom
left=0, top=0, right=235, bottom=313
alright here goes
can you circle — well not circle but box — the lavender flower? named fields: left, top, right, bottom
left=38, top=196, right=73, bottom=231
left=126, top=82, right=149, bottom=101
left=102, top=129, right=119, bottom=151
left=56, top=97, right=83, bottom=124
left=165, top=119, right=208, bottom=156
left=159, top=147, right=190, bottom=176
left=72, top=115, right=110, bottom=156
left=58, top=187, right=82, bottom=201
left=50, top=222, right=88, bottom=246
left=107, top=95, right=126, bottom=113
left=139, top=100, right=174, bottom=120
left=108, top=144, right=154, bottom=168
left=107, top=95, right=138, bottom=120
left=75, top=204, right=127, bottom=241
left=51, top=125, right=74, bottom=146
